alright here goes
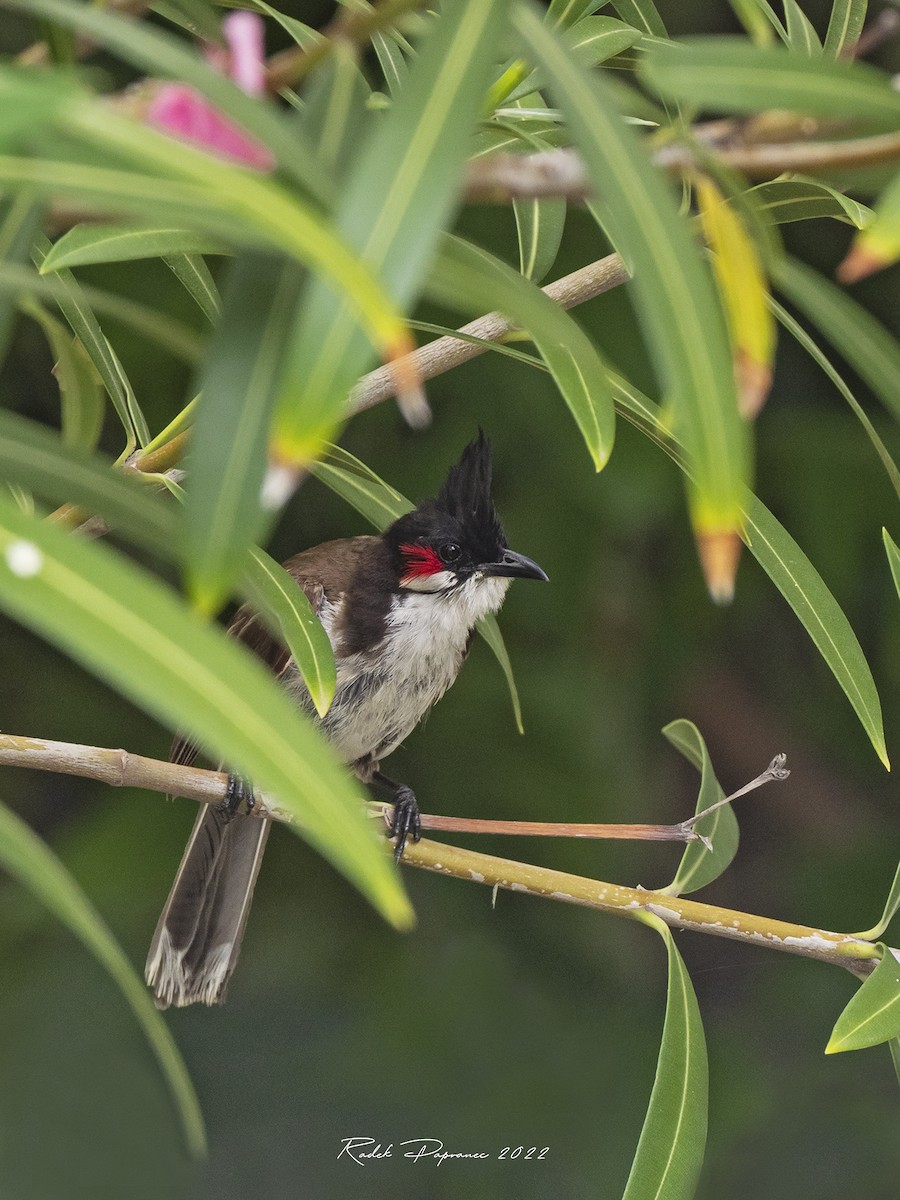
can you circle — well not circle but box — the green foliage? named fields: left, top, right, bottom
left=0, top=0, right=898, bottom=1191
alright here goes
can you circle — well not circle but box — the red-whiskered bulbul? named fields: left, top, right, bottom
left=145, top=434, right=547, bottom=1008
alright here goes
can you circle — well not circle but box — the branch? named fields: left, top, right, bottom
left=0, top=733, right=885, bottom=977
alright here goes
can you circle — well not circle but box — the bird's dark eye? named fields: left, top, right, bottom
left=438, top=541, right=461, bottom=564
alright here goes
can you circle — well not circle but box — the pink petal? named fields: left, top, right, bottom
left=148, top=84, right=275, bottom=171
left=223, top=11, right=267, bottom=98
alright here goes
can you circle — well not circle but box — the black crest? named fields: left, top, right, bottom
left=384, top=432, right=507, bottom=573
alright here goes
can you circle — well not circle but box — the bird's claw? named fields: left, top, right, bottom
left=388, top=786, right=421, bottom=862
left=216, top=774, right=255, bottom=822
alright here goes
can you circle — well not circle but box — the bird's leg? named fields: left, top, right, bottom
left=371, top=771, right=421, bottom=862
left=215, top=773, right=255, bottom=823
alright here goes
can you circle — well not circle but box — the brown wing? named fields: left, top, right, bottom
left=169, top=536, right=378, bottom=766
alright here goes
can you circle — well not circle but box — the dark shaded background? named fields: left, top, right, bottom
left=1, top=2, right=898, bottom=1197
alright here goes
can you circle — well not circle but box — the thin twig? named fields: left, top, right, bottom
left=0, top=732, right=885, bottom=975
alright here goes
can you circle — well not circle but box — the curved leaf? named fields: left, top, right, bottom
left=750, top=177, right=873, bottom=229
left=41, top=224, right=228, bottom=272
left=429, top=235, right=616, bottom=470
left=514, top=6, right=747, bottom=591
left=21, top=298, right=105, bottom=452
left=163, top=252, right=221, bottom=322
left=824, top=0, right=868, bottom=58
left=639, top=38, right=900, bottom=132
left=660, top=720, right=739, bottom=897
left=272, top=0, right=510, bottom=462
left=624, top=915, right=708, bottom=1200
left=0, top=795, right=205, bottom=1158
left=0, top=495, right=412, bottom=932
left=853, top=849, right=900, bottom=941
left=826, top=947, right=900, bottom=1054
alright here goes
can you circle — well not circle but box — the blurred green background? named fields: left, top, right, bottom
left=1, top=2, right=899, bottom=1198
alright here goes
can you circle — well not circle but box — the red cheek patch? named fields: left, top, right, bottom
left=400, top=543, right=443, bottom=578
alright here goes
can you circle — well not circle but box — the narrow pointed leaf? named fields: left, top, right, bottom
left=41, top=224, right=228, bottom=272
left=241, top=549, right=337, bottom=717
left=163, top=252, right=221, bottom=322
left=742, top=494, right=888, bottom=768
left=514, top=192, right=567, bottom=282
left=750, top=177, right=873, bottom=229
left=824, top=0, right=868, bottom=58
left=695, top=175, right=775, bottom=418
left=514, top=6, right=747, bottom=586
left=609, top=380, right=888, bottom=767
left=0, top=497, right=413, bottom=931
left=839, top=170, right=900, bottom=282
left=826, top=947, right=900, bottom=1053
left=22, top=299, right=105, bottom=451
left=660, top=719, right=739, bottom=896
left=624, top=916, right=708, bottom=1200
left=610, top=0, right=666, bottom=36
left=853, top=852, right=900, bottom=941
left=774, top=255, right=900, bottom=424
left=304, top=47, right=373, bottom=177
left=0, top=795, right=205, bottom=1158
left=185, top=252, right=304, bottom=612
left=782, top=0, right=822, bottom=55
left=428, top=235, right=615, bottom=470
left=310, top=445, right=524, bottom=727
left=639, top=38, right=900, bottom=132
left=0, top=193, right=44, bottom=363
left=272, top=0, right=510, bottom=463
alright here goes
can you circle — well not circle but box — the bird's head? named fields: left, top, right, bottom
left=384, top=433, right=548, bottom=597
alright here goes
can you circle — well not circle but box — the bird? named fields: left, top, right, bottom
left=145, top=433, right=547, bottom=1008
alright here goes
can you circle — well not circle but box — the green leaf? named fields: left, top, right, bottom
left=782, top=0, right=822, bottom=55
left=0, top=794, right=205, bottom=1157
left=727, top=0, right=780, bottom=45
left=0, top=193, right=44, bottom=363
left=750, top=176, right=874, bottom=228
left=476, top=613, right=524, bottom=735
left=0, top=0, right=333, bottom=203
left=774, top=255, right=900, bottom=425
left=610, top=0, right=666, bottom=37
left=372, top=28, right=409, bottom=98
left=826, top=947, right=900, bottom=1053
left=842, top=169, right=900, bottom=279
left=513, top=192, right=566, bottom=282
left=769, top=294, right=900, bottom=503
left=310, top=445, right=524, bottom=729
left=624, top=916, right=708, bottom=1200
left=0, top=496, right=413, bottom=932
left=272, top=0, right=510, bottom=462
left=660, top=720, right=739, bottom=897
left=884, top=527, right=900, bottom=599
left=241, top=549, right=337, bottom=718
left=853, top=850, right=900, bottom=941
left=890, top=1037, right=900, bottom=1088
left=304, top=45, right=373, bottom=177
left=41, top=224, right=228, bottom=272
left=21, top=298, right=105, bottom=452
left=608, top=379, right=889, bottom=768
left=743, top=493, right=888, bottom=769
left=185, top=253, right=304, bottom=612
left=515, top=6, right=747, bottom=558
left=163, top=252, right=221, bottom=323
left=823, top=0, right=868, bottom=58
left=0, top=64, right=78, bottom=145
left=429, top=235, right=616, bottom=470
left=32, top=235, right=147, bottom=450
left=639, top=38, right=900, bottom=132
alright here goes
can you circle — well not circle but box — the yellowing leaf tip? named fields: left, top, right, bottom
left=697, top=530, right=742, bottom=605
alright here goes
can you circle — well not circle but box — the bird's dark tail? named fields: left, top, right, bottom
left=145, top=805, right=271, bottom=1008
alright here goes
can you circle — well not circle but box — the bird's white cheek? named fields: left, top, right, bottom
left=400, top=570, right=456, bottom=593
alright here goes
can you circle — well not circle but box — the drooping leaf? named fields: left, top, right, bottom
left=41, top=224, right=228, bottom=272
left=21, top=298, right=105, bottom=451
left=660, top=720, right=739, bottom=896
left=428, top=235, right=615, bottom=470
left=476, top=613, right=524, bottom=735
left=185, top=252, right=304, bottom=612
left=163, top=252, right=221, bottom=322
left=0, top=495, right=413, bottom=932
left=750, top=177, right=873, bottom=229
left=0, top=795, right=205, bottom=1158
left=838, top=169, right=900, bottom=282
left=774, top=255, right=900, bottom=425
left=624, top=915, right=708, bottom=1200
left=826, top=947, right=900, bottom=1053
left=639, top=37, right=900, bottom=132
left=514, top=6, right=747, bottom=597
left=271, top=0, right=510, bottom=464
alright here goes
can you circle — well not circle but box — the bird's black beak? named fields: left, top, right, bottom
left=479, top=549, right=548, bottom=582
